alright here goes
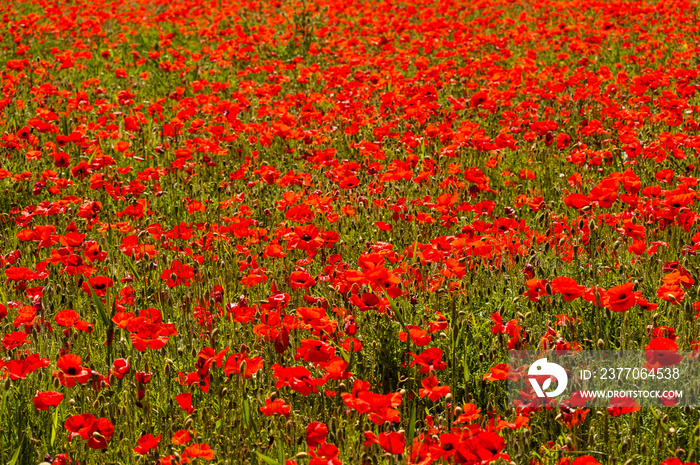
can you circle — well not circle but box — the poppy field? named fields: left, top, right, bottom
left=2, top=0, right=700, bottom=463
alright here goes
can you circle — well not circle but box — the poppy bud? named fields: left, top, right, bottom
left=295, top=452, right=308, bottom=460
left=597, top=339, right=605, bottom=349
left=445, top=393, right=452, bottom=402
left=454, top=406, right=463, bottom=416
left=3, top=378, right=10, bottom=391
left=69, top=398, right=75, bottom=406
left=339, top=383, right=347, bottom=393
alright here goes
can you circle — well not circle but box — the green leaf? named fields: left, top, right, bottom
left=88, top=283, right=110, bottom=328
left=7, top=444, right=22, bottom=465
left=123, top=254, right=141, bottom=282
left=276, top=441, right=285, bottom=465
left=407, top=402, right=417, bottom=456
left=51, top=407, right=58, bottom=447
left=243, top=396, right=251, bottom=429
left=255, top=452, right=281, bottom=465
left=385, top=294, right=408, bottom=333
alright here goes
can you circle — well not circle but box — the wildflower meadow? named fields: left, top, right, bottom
left=1, top=0, right=700, bottom=463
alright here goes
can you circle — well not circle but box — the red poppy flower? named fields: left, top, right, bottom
left=33, top=391, right=64, bottom=410
left=289, top=270, right=316, bottom=290
left=2, top=331, right=30, bottom=350
left=260, top=397, right=290, bottom=417
left=286, top=225, right=324, bottom=256
left=183, top=443, right=216, bottom=461
left=175, top=393, right=195, bottom=414
left=306, top=421, right=328, bottom=447
left=4, top=354, right=49, bottom=380
left=53, top=152, right=70, bottom=167
left=419, top=376, right=450, bottom=401
left=483, top=364, right=510, bottom=382
left=82, top=276, right=113, bottom=296
left=285, top=204, right=315, bottom=223
left=87, top=417, right=114, bottom=449
left=172, top=429, right=193, bottom=445
left=605, top=283, right=637, bottom=312
left=65, top=413, right=97, bottom=440
left=645, top=337, right=683, bottom=369
left=134, top=434, right=161, bottom=455
left=309, top=443, right=341, bottom=465
left=295, top=339, right=335, bottom=364
left=409, top=348, right=447, bottom=374
left=657, top=284, right=685, bottom=305
left=550, top=277, right=585, bottom=301
left=111, top=358, right=131, bottom=380
left=161, top=260, right=195, bottom=287
left=608, top=396, right=641, bottom=417
left=54, top=354, right=91, bottom=387
left=378, top=431, right=405, bottom=455
left=660, top=391, right=681, bottom=407
left=573, top=457, right=602, bottom=465
left=523, top=279, right=548, bottom=302
left=223, top=353, right=264, bottom=378
left=55, top=309, right=80, bottom=327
